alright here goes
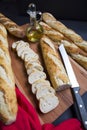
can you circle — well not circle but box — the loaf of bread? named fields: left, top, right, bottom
left=0, top=23, right=18, bottom=125
left=60, top=40, right=87, bottom=56
left=12, top=40, right=59, bottom=113
left=42, top=13, right=83, bottom=43
left=39, top=21, right=87, bottom=57
left=40, top=35, right=70, bottom=91
left=42, top=12, right=87, bottom=53
left=0, top=13, right=25, bottom=38
left=75, top=40, right=87, bottom=53
left=70, top=53, right=87, bottom=70
left=39, top=21, right=64, bottom=41
left=60, top=40, right=87, bottom=70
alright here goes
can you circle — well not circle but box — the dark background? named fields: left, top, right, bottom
left=0, top=0, right=87, bottom=21
left=17, top=0, right=87, bottom=21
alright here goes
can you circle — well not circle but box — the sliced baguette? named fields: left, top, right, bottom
left=12, top=40, right=59, bottom=113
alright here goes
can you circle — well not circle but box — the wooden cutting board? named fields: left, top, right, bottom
left=8, top=25, right=87, bottom=124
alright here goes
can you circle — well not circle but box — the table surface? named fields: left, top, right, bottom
left=8, top=25, right=87, bottom=124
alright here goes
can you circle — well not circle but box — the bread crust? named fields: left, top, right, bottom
left=71, top=54, right=87, bottom=70
left=42, top=12, right=83, bottom=43
left=40, top=21, right=64, bottom=41
left=0, top=23, right=18, bottom=125
left=40, top=35, right=70, bottom=90
left=42, top=12, right=87, bottom=53
left=0, top=13, right=25, bottom=38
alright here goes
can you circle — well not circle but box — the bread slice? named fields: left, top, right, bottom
left=36, top=85, right=55, bottom=99
left=28, top=70, right=46, bottom=84
left=31, top=79, right=51, bottom=94
left=39, top=93, right=59, bottom=113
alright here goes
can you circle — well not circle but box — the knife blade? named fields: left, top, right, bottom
left=59, top=44, right=87, bottom=130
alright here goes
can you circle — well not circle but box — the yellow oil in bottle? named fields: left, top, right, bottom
left=26, top=3, right=43, bottom=42
left=26, top=23, right=43, bottom=42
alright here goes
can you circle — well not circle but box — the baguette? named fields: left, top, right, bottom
left=70, top=54, right=87, bottom=70
left=0, top=13, right=25, bottom=38
left=0, top=23, right=18, bottom=125
left=40, top=35, right=70, bottom=91
left=39, top=21, right=87, bottom=57
left=58, top=40, right=87, bottom=70
left=60, top=40, right=87, bottom=57
left=42, top=13, right=87, bottom=53
left=75, top=40, right=87, bottom=53
left=42, top=12, right=83, bottom=43
left=39, top=21, right=64, bottom=41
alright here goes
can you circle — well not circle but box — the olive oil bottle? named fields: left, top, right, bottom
left=26, top=3, right=43, bottom=43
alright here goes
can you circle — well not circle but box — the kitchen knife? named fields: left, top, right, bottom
left=59, top=44, right=87, bottom=130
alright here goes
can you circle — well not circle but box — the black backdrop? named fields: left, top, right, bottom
left=17, top=0, right=87, bottom=21
left=0, top=0, right=87, bottom=21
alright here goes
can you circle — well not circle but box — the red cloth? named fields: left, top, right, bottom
left=0, top=87, right=84, bottom=130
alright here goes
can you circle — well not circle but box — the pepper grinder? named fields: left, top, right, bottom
left=26, top=3, right=43, bottom=42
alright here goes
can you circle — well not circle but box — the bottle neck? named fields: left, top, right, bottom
left=30, top=17, right=36, bottom=27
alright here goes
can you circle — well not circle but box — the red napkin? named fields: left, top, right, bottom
left=0, top=87, right=84, bottom=130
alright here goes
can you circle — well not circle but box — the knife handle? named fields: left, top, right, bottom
left=72, top=87, right=87, bottom=130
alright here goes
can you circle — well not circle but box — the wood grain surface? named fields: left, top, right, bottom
left=8, top=25, right=87, bottom=124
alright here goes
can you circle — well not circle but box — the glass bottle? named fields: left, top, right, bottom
left=26, top=3, right=43, bottom=43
